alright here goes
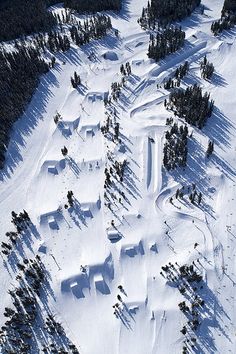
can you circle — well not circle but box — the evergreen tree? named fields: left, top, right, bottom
left=69, top=15, right=112, bottom=48
left=163, top=123, right=188, bottom=170
left=147, top=26, right=185, bottom=62
left=206, top=141, right=214, bottom=157
left=200, top=55, right=214, bottom=79
left=61, top=146, right=68, bottom=156
left=198, top=192, right=202, bottom=204
left=71, top=72, right=81, bottom=88
left=0, top=45, right=49, bottom=168
left=64, top=0, right=121, bottom=12
left=166, top=84, right=214, bottom=128
left=139, top=0, right=201, bottom=29
left=0, top=0, right=57, bottom=41
left=211, top=0, right=236, bottom=35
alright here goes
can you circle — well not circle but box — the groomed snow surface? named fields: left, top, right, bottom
left=1, top=0, right=236, bottom=353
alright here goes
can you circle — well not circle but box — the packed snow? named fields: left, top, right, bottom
left=1, top=0, right=236, bottom=353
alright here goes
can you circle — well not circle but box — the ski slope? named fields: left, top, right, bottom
left=1, top=0, right=236, bottom=353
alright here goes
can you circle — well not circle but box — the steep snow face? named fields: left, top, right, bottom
left=1, top=0, right=236, bottom=353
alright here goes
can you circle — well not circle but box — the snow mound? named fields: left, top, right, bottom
left=86, top=91, right=108, bottom=102
left=41, top=159, right=66, bottom=175
left=39, top=209, right=63, bottom=228
left=61, top=254, right=114, bottom=299
left=94, top=274, right=110, bottom=295
left=121, top=241, right=145, bottom=258
left=62, top=273, right=90, bottom=299
left=102, top=51, right=118, bottom=61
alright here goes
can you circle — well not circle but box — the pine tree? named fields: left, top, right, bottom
left=138, top=0, right=201, bottom=29
left=61, top=146, right=68, bottom=156
left=147, top=26, right=185, bottom=62
left=206, top=141, right=214, bottom=157
left=0, top=0, right=57, bottom=41
left=200, top=56, right=214, bottom=79
left=0, top=45, right=49, bottom=169
left=163, top=123, right=188, bottom=170
left=166, top=84, right=214, bottom=128
left=64, top=0, right=121, bottom=12
left=211, top=0, right=236, bottom=35
left=198, top=192, right=202, bottom=204
left=176, top=189, right=180, bottom=199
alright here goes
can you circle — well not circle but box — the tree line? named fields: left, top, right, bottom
left=0, top=46, right=49, bottom=168
left=30, top=14, right=112, bottom=53
left=0, top=254, right=80, bottom=353
left=0, top=12, right=113, bottom=169
left=64, top=0, right=121, bottom=12
left=163, top=122, right=188, bottom=170
left=211, top=0, right=236, bottom=35
left=165, top=84, right=214, bottom=129
left=138, top=0, right=201, bottom=29
left=148, top=26, right=185, bottom=62
left=0, top=0, right=120, bottom=42
left=69, top=15, right=112, bottom=47
left=165, top=262, right=203, bottom=352
left=0, top=0, right=57, bottom=42
left=162, top=61, right=189, bottom=89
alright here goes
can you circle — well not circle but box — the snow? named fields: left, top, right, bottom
left=107, top=229, right=120, bottom=241
left=102, top=50, right=119, bottom=61
left=38, top=241, right=47, bottom=254
left=1, top=0, right=236, bottom=353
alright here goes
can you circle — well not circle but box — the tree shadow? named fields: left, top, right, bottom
left=211, top=72, right=228, bottom=87
left=1, top=256, right=79, bottom=354
left=166, top=104, right=236, bottom=218
left=220, top=27, right=236, bottom=41
left=186, top=281, right=232, bottom=353
left=107, top=0, right=132, bottom=22
left=66, top=156, right=81, bottom=177
left=56, top=46, right=82, bottom=66
left=81, top=32, right=120, bottom=60
left=205, top=107, right=235, bottom=150
left=168, top=136, right=213, bottom=212
left=0, top=70, right=58, bottom=181
left=67, top=198, right=88, bottom=228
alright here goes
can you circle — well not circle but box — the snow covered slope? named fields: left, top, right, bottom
left=1, top=0, right=236, bottom=353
